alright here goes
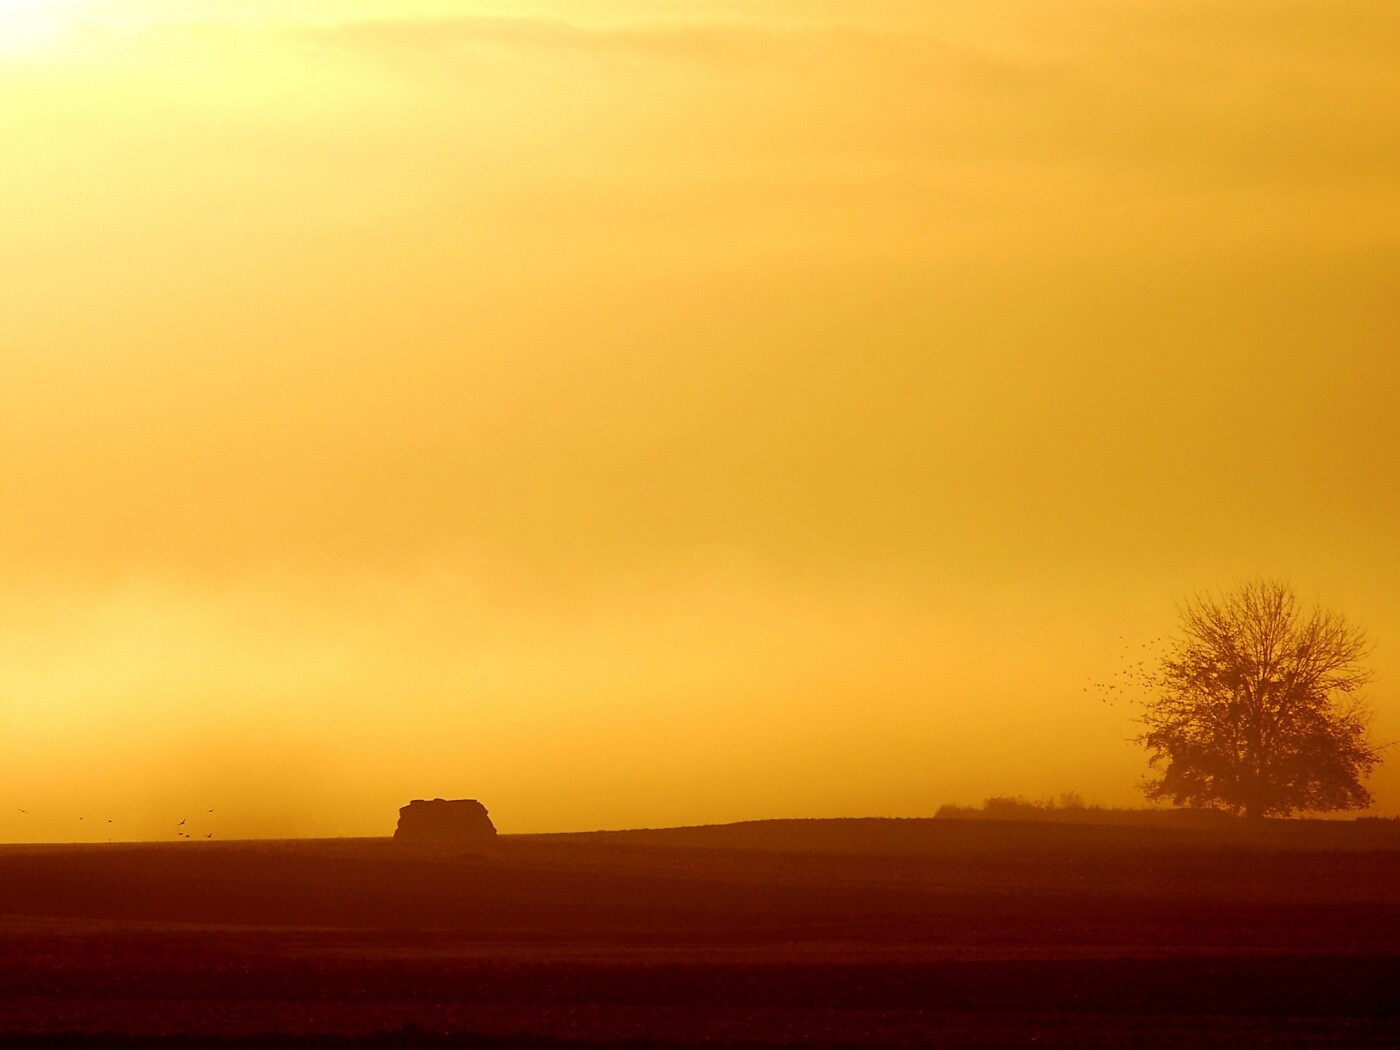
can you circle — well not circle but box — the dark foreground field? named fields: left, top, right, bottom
left=3, top=818, right=1400, bottom=1047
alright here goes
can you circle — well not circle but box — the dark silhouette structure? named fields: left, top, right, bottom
left=394, top=798, right=497, bottom=842
left=1139, top=579, right=1383, bottom=818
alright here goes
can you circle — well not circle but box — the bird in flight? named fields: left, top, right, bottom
left=17, top=809, right=26, bottom=815
left=177, top=818, right=187, bottom=827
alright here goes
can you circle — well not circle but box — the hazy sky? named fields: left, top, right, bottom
left=3, top=0, right=1398, bottom=841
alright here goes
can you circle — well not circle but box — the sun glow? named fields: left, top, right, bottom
left=0, top=0, right=54, bottom=22
left=0, top=0, right=79, bottom=55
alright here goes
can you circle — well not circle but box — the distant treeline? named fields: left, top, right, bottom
left=935, top=795, right=1400, bottom=826
left=938, top=795, right=1234, bottom=827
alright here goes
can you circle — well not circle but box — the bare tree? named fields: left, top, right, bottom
left=1139, top=579, right=1384, bottom=818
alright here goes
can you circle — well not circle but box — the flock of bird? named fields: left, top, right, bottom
left=12, top=808, right=219, bottom=841
left=175, top=811, right=218, bottom=839
left=1085, top=636, right=1166, bottom=707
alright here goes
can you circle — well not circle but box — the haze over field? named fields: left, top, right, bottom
left=3, top=0, right=1398, bottom=841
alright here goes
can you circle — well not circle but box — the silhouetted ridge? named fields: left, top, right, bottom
left=526, top=814, right=1400, bottom=854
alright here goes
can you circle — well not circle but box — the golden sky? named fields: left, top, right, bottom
left=3, top=0, right=1398, bottom=841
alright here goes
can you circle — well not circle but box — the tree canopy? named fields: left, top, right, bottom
left=1139, top=579, right=1384, bottom=818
